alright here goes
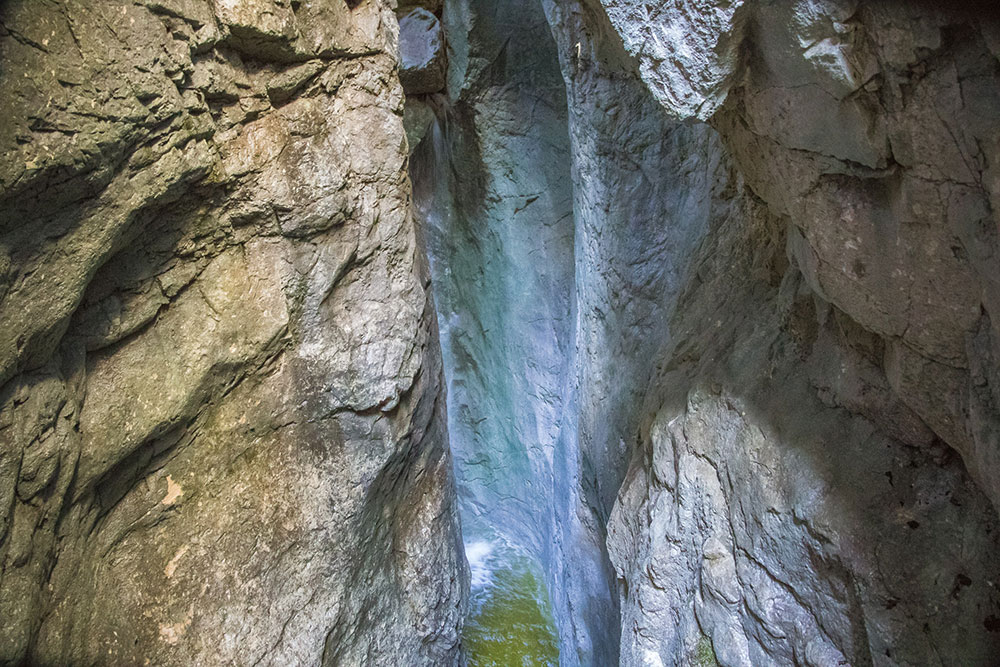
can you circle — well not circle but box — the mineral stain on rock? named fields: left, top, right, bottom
left=164, top=545, right=189, bottom=580
left=161, top=476, right=183, bottom=506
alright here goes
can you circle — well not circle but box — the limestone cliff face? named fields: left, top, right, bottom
left=409, top=0, right=590, bottom=659
left=413, top=0, right=574, bottom=565
left=0, top=1, right=464, bottom=664
left=587, top=1, right=1000, bottom=665
left=5, top=0, right=1000, bottom=665
left=412, top=0, right=1000, bottom=666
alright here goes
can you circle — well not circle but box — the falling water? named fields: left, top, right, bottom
left=411, top=104, right=571, bottom=664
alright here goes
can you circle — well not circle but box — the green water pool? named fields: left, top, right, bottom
left=463, top=555, right=560, bottom=666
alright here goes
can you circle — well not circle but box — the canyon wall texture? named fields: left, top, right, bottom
left=413, top=0, right=1000, bottom=665
left=415, top=0, right=575, bottom=562
left=4, top=0, right=1000, bottom=665
left=590, top=1, right=1000, bottom=665
left=0, top=1, right=465, bottom=664
left=409, top=0, right=582, bottom=658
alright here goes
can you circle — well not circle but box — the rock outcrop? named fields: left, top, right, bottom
left=399, top=7, right=447, bottom=94
left=0, top=1, right=464, bottom=664
left=414, top=0, right=1000, bottom=665
left=4, top=0, right=1000, bottom=665
left=585, top=1, right=1000, bottom=665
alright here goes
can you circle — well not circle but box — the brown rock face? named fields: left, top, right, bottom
left=0, top=1, right=464, bottom=665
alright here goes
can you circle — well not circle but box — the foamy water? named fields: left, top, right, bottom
left=462, top=548, right=560, bottom=666
left=465, top=540, right=496, bottom=589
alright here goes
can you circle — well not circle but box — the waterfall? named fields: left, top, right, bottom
left=410, top=82, right=582, bottom=663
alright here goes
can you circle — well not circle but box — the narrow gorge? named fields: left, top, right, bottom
left=2, top=1, right=999, bottom=665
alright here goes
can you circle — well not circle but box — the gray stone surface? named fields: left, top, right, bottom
left=412, top=0, right=583, bottom=656
left=608, top=184, right=1000, bottom=665
left=403, top=96, right=437, bottom=154
left=5, top=0, right=1000, bottom=665
left=399, top=8, right=447, bottom=94
left=540, top=2, right=731, bottom=661
left=418, top=0, right=1000, bottom=665
left=582, top=1, right=1000, bottom=665
left=0, top=0, right=465, bottom=664
left=600, top=0, right=749, bottom=120
left=417, top=0, right=721, bottom=662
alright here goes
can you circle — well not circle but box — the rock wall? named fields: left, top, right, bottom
left=540, top=2, right=730, bottom=660
left=9, top=0, right=996, bottom=664
left=411, top=0, right=574, bottom=559
left=413, top=0, right=1000, bottom=665
left=584, top=1, right=1000, bottom=665
left=0, top=1, right=464, bottom=664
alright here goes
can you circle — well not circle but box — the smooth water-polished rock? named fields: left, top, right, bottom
left=417, top=0, right=574, bottom=593
left=419, top=0, right=724, bottom=663
left=412, top=0, right=589, bottom=660
left=417, top=1, right=1000, bottom=665
left=0, top=1, right=465, bottom=664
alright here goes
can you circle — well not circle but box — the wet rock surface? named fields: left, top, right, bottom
left=409, top=0, right=583, bottom=661
left=4, top=0, right=1000, bottom=665
left=0, top=1, right=464, bottom=664
left=415, top=0, right=1000, bottom=665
